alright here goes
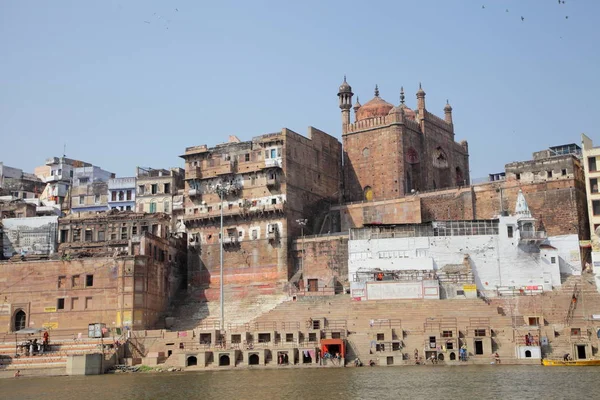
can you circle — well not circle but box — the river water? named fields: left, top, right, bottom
left=4, top=365, right=597, bottom=400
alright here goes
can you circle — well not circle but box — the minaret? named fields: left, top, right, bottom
left=416, top=82, right=426, bottom=111
left=338, top=76, right=353, bottom=129
left=353, top=97, right=361, bottom=122
left=444, top=99, right=453, bottom=125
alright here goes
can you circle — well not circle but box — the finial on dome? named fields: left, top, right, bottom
left=375, top=85, right=379, bottom=97
left=344, top=75, right=347, bottom=82
left=444, top=99, right=453, bottom=111
left=400, top=87, right=405, bottom=105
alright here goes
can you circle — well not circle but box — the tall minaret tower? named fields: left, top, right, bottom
left=338, top=76, right=353, bottom=129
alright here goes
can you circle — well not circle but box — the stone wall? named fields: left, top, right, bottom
left=292, top=235, right=348, bottom=290
left=0, top=255, right=172, bottom=334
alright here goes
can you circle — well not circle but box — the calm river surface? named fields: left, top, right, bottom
left=4, top=365, right=598, bottom=400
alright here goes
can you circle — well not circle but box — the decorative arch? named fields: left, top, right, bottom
left=187, top=356, right=198, bottom=366
left=432, top=147, right=449, bottom=169
left=362, top=147, right=370, bottom=158
left=456, top=167, right=464, bottom=186
left=406, top=147, right=419, bottom=164
left=363, top=186, right=374, bottom=202
left=13, top=309, right=26, bottom=332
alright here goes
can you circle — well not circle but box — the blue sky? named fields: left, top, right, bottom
left=1, top=0, right=598, bottom=179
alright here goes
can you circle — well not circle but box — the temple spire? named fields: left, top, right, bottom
left=374, top=84, right=379, bottom=97
left=400, top=86, right=405, bottom=105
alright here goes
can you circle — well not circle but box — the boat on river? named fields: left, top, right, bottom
left=542, top=359, right=600, bottom=366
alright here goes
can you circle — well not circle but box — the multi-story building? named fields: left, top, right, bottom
left=36, top=157, right=92, bottom=211
left=581, top=134, right=600, bottom=289
left=108, top=177, right=136, bottom=211
left=135, top=167, right=184, bottom=219
left=0, top=163, right=45, bottom=200
left=338, top=79, right=470, bottom=202
left=180, top=129, right=342, bottom=298
left=70, top=166, right=114, bottom=213
left=1, top=211, right=187, bottom=332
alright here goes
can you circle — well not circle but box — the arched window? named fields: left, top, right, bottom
left=362, top=147, right=370, bottom=157
left=432, top=147, right=449, bottom=169
left=456, top=167, right=464, bottom=186
left=363, top=186, right=373, bottom=202
left=187, top=356, right=197, bottom=366
left=525, top=350, right=532, bottom=358
left=14, top=310, right=26, bottom=331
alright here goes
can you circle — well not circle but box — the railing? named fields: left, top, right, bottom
left=325, top=320, right=347, bottom=330
left=253, top=321, right=278, bottom=331
left=370, top=319, right=402, bottom=329
left=280, top=321, right=300, bottom=331
left=227, top=323, right=250, bottom=332
left=196, top=320, right=220, bottom=330
left=520, top=231, right=547, bottom=240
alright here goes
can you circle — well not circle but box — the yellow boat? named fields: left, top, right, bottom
left=542, top=359, right=600, bottom=366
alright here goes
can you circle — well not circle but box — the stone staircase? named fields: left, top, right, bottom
left=168, top=284, right=291, bottom=330
left=0, top=336, right=115, bottom=372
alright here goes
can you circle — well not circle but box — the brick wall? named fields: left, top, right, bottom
left=293, top=235, right=349, bottom=290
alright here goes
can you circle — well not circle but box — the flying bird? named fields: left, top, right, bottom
left=144, top=21, right=151, bottom=24
left=565, top=15, right=569, bottom=19
left=175, top=8, right=179, bottom=11
left=482, top=5, right=485, bottom=9
left=521, top=16, right=525, bottom=21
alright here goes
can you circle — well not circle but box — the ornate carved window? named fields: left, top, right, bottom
left=407, top=147, right=419, bottom=164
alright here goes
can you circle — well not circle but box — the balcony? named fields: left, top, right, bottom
left=223, top=235, right=238, bottom=245
left=266, top=176, right=278, bottom=187
left=184, top=202, right=285, bottom=225
left=185, top=162, right=236, bottom=180
left=265, top=158, right=282, bottom=168
left=520, top=231, right=547, bottom=241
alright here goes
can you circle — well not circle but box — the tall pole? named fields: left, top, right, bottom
left=219, top=188, right=224, bottom=331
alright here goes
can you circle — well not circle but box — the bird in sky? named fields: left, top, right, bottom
left=521, top=16, right=525, bottom=21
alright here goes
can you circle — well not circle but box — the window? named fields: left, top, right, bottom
left=271, top=149, right=277, bottom=158
left=94, top=194, right=100, bottom=203
left=132, top=226, right=138, bottom=235
left=591, top=178, right=598, bottom=194
left=474, top=329, right=486, bottom=337
left=238, top=231, right=243, bottom=237
left=84, top=229, right=92, bottom=241
left=150, top=202, right=156, bottom=213
left=126, top=206, right=131, bottom=211
left=245, top=153, right=250, bottom=162
left=86, top=274, right=94, bottom=287
left=97, top=231, right=105, bottom=241
left=71, top=297, right=79, bottom=310
left=58, top=276, right=67, bottom=288
left=85, top=297, right=93, bottom=309
left=271, top=198, right=277, bottom=205
left=589, top=157, right=597, bottom=172
left=551, top=257, right=556, bottom=264
left=164, top=183, right=171, bottom=194
left=79, top=195, right=85, bottom=204
left=562, top=169, right=567, bottom=176
left=442, top=330, right=453, bottom=338
left=121, top=227, right=128, bottom=240
left=138, top=185, right=145, bottom=195
left=60, top=230, right=69, bottom=243
left=593, top=200, right=600, bottom=216
left=72, top=275, right=80, bottom=288
left=456, top=290, right=465, bottom=296
left=252, top=230, right=258, bottom=240
left=57, top=298, right=65, bottom=310
left=151, top=184, right=158, bottom=194
left=73, top=229, right=81, bottom=241
left=507, top=226, right=514, bottom=238
left=79, top=177, right=89, bottom=184
left=164, top=202, right=170, bottom=213
left=265, top=150, right=270, bottom=159
left=126, top=190, right=132, bottom=200
left=111, top=233, right=117, bottom=240
left=516, top=173, right=521, bottom=180
left=547, top=170, right=553, bottom=178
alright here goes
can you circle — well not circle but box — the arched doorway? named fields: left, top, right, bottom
left=449, top=352, right=456, bottom=361
left=249, top=354, right=259, bottom=365
left=525, top=350, right=532, bottom=358
left=363, top=186, right=373, bottom=202
left=219, top=354, right=230, bottom=366
left=456, top=167, right=463, bottom=186
left=13, top=310, right=26, bottom=332
left=187, top=356, right=197, bottom=366
left=438, top=353, right=445, bottom=361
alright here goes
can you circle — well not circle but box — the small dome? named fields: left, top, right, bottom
left=444, top=100, right=453, bottom=112
left=338, top=76, right=352, bottom=94
left=417, top=83, right=426, bottom=96
left=356, top=87, right=393, bottom=120
left=353, top=97, right=361, bottom=110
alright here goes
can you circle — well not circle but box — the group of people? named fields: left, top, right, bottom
left=524, top=333, right=536, bottom=346
left=18, top=331, right=50, bottom=356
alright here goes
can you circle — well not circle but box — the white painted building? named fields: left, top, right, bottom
left=349, top=191, right=580, bottom=300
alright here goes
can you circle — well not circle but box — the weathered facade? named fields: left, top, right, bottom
left=180, top=128, right=342, bottom=299
left=135, top=167, right=184, bottom=222
left=339, top=80, right=470, bottom=202
left=581, top=134, right=600, bottom=289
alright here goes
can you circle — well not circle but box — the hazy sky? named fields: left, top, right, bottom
left=1, top=0, right=598, bottom=179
